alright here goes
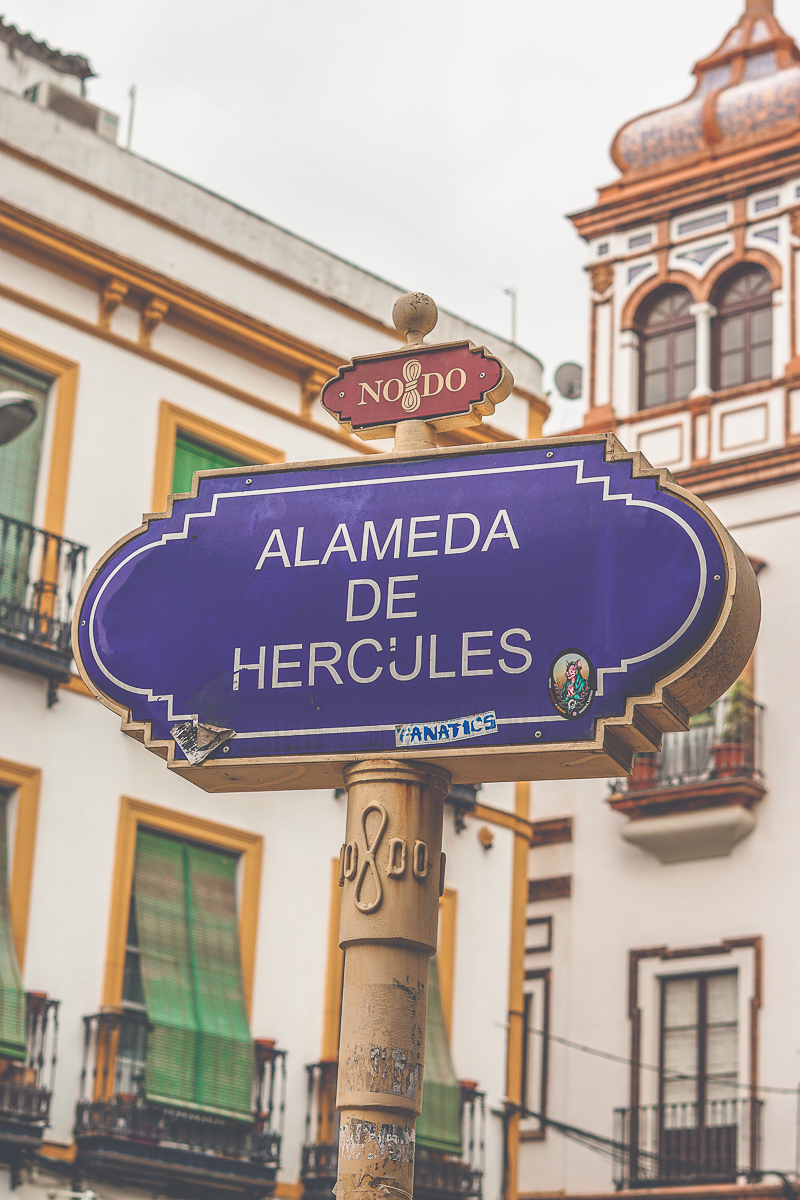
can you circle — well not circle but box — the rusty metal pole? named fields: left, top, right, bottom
left=336, top=759, right=451, bottom=1200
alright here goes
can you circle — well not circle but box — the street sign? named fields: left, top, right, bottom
left=319, top=290, right=513, bottom=441
left=320, top=340, right=512, bottom=439
left=73, top=433, right=759, bottom=791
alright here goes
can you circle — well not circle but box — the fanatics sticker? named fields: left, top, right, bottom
left=548, top=650, right=596, bottom=720
left=395, top=710, right=498, bottom=748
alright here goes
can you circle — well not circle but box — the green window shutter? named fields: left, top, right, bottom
left=416, top=956, right=463, bottom=1156
left=0, top=797, right=27, bottom=1062
left=186, top=844, right=253, bottom=1118
left=0, top=360, right=49, bottom=524
left=133, top=830, right=253, bottom=1119
left=0, top=361, right=50, bottom=611
left=134, top=832, right=199, bottom=1108
left=172, top=434, right=246, bottom=496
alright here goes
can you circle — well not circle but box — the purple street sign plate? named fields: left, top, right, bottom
left=73, top=435, right=758, bottom=790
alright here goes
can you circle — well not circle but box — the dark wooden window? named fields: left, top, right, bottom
left=658, top=971, right=738, bottom=1180
left=638, top=289, right=696, bottom=410
left=713, top=268, right=772, bottom=390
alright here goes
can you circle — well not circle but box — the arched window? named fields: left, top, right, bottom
left=713, top=266, right=772, bottom=390
left=637, top=288, right=696, bottom=409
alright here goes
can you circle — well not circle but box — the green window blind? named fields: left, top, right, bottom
left=0, top=361, right=50, bottom=610
left=0, top=797, right=26, bottom=1062
left=0, top=360, right=50, bottom=524
left=133, top=830, right=254, bottom=1118
left=416, top=955, right=463, bottom=1156
left=172, top=434, right=246, bottom=496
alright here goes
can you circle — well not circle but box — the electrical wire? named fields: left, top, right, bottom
left=511, top=1102, right=798, bottom=1197
left=526, top=1026, right=800, bottom=1097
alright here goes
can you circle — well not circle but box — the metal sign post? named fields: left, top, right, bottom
left=72, top=293, right=761, bottom=1200
left=334, top=296, right=468, bottom=1200
left=335, top=758, right=449, bottom=1200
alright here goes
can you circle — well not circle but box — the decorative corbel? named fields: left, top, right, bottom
left=590, top=263, right=615, bottom=296
left=140, top=297, right=169, bottom=348
left=98, top=278, right=129, bottom=331
left=301, top=370, right=329, bottom=419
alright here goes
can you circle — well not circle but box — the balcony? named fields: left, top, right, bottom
left=613, top=1099, right=762, bottom=1189
left=0, top=514, right=87, bottom=703
left=300, top=1062, right=484, bottom=1200
left=0, top=992, right=59, bottom=1183
left=609, top=690, right=765, bottom=863
left=74, top=1011, right=285, bottom=1200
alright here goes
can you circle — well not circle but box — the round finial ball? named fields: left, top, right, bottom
left=392, top=292, right=438, bottom=339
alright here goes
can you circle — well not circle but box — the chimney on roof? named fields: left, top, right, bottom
left=745, top=0, right=773, bottom=13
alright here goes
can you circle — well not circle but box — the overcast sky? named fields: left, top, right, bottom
left=4, top=0, right=782, bottom=425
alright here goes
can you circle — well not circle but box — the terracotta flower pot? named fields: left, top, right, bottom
left=712, top=743, right=746, bottom=778
left=629, top=755, right=658, bottom=790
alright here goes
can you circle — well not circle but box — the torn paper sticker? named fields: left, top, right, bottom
left=395, top=710, right=498, bottom=749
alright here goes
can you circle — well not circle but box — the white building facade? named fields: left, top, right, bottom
left=519, top=4, right=800, bottom=1200
left=0, top=19, right=550, bottom=1200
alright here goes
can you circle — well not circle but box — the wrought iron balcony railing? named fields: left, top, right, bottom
left=300, top=1062, right=484, bottom=1200
left=611, top=691, right=764, bottom=797
left=0, top=513, right=87, bottom=700
left=0, top=992, right=60, bottom=1179
left=613, top=1099, right=763, bottom=1188
left=74, top=1010, right=285, bottom=1198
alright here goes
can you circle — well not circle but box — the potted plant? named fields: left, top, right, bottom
left=712, top=678, right=754, bottom=778
left=629, top=752, right=659, bottom=790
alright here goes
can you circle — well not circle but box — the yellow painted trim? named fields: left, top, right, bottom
left=321, top=857, right=345, bottom=1060
left=438, top=888, right=457, bottom=1041
left=471, top=801, right=534, bottom=841
left=0, top=329, right=78, bottom=537
left=0, top=156, right=394, bottom=343
left=506, top=782, right=531, bottom=1200
left=0, top=757, right=41, bottom=973
left=527, top=396, right=550, bottom=440
left=0, top=197, right=545, bottom=438
left=58, top=674, right=94, bottom=698
left=274, top=1183, right=303, bottom=1199
left=103, top=797, right=262, bottom=1014
left=152, top=400, right=285, bottom=514
left=0, top=183, right=548, bottom=414
left=0, top=278, right=375, bottom=458
left=0, top=198, right=346, bottom=377
left=38, top=1141, right=77, bottom=1163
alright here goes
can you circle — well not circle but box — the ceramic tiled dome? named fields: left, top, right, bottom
left=612, top=0, right=800, bottom=177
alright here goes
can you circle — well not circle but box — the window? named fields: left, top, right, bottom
left=638, top=289, right=696, bottom=409
left=659, top=972, right=739, bottom=1180
left=172, top=433, right=248, bottom=496
left=0, top=791, right=25, bottom=1064
left=416, top=955, right=463, bottom=1156
left=152, top=401, right=283, bottom=512
left=117, top=888, right=147, bottom=1090
left=0, top=358, right=51, bottom=525
left=521, top=968, right=550, bottom=1139
left=0, top=360, right=52, bottom=618
left=713, top=268, right=772, bottom=390
left=124, top=828, right=255, bottom=1117
left=661, top=972, right=738, bottom=1109
left=677, top=211, right=728, bottom=237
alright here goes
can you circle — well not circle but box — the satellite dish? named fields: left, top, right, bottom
left=0, top=391, right=38, bottom=447
left=554, top=362, right=583, bottom=400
